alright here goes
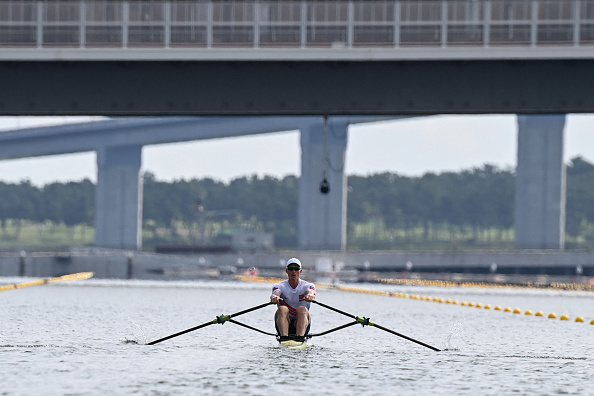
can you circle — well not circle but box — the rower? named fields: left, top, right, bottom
left=270, top=258, right=316, bottom=342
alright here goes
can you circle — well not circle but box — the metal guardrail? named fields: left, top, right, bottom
left=0, top=0, right=593, bottom=50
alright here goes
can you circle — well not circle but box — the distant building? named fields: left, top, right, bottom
left=231, top=225, right=274, bottom=251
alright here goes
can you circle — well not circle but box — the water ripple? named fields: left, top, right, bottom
left=1, top=281, right=592, bottom=395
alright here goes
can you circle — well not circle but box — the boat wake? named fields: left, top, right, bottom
left=0, top=344, right=49, bottom=348
left=501, top=354, right=587, bottom=360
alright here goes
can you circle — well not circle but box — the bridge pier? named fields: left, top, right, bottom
left=95, top=145, right=143, bottom=250
left=514, top=115, right=566, bottom=249
left=83, top=115, right=565, bottom=252
left=298, top=118, right=348, bottom=250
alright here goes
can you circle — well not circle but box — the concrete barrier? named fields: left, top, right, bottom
left=1, top=248, right=593, bottom=280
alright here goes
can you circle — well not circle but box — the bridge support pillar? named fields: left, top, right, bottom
left=95, top=145, right=143, bottom=250
left=298, top=119, right=348, bottom=250
left=514, top=115, right=566, bottom=249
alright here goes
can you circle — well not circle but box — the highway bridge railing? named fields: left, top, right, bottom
left=0, top=0, right=593, bottom=57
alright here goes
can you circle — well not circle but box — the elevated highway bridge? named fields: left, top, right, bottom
left=0, top=0, right=587, bottom=251
left=0, top=0, right=593, bottom=115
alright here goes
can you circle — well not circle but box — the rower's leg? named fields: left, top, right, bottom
left=294, top=307, right=311, bottom=336
left=275, top=306, right=290, bottom=336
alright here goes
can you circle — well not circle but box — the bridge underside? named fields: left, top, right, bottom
left=0, top=57, right=576, bottom=251
left=1, top=59, right=593, bottom=115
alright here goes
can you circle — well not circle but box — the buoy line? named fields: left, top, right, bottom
left=376, top=277, right=594, bottom=292
left=236, top=275, right=594, bottom=325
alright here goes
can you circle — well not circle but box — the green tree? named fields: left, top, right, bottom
left=566, top=156, right=594, bottom=236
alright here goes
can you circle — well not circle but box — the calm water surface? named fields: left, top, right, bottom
left=1, top=278, right=592, bottom=395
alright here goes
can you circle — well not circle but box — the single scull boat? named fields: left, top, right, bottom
left=147, top=300, right=440, bottom=351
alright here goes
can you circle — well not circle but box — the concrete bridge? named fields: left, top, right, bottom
left=0, top=0, right=580, bottom=251
left=0, top=116, right=401, bottom=250
left=0, top=0, right=593, bottom=115
left=0, top=115, right=566, bottom=251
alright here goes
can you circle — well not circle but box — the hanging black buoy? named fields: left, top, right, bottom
left=320, top=177, right=330, bottom=194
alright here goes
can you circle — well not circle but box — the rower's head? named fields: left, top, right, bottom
left=286, top=258, right=302, bottom=278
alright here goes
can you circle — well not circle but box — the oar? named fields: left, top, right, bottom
left=148, top=302, right=273, bottom=345
left=228, top=319, right=277, bottom=336
left=312, top=300, right=441, bottom=352
left=0, top=272, right=94, bottom=292
left=307, top=320, right=359, bottom=338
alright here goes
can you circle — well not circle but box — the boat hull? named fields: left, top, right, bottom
left=279, top=339, right=308, bottom=350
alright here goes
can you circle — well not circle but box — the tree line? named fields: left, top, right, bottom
left=1, top=156, right=594, bottom=250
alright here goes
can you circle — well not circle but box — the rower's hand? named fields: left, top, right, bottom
left=271, top=294, right=282, bottom=304
left=303, top=294, right=315, bottom=302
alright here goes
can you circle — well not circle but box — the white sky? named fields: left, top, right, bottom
left=0, top=114, right=592, bottom=186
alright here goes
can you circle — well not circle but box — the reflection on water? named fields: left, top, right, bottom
left=0, top=278, right=592, bottom=395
